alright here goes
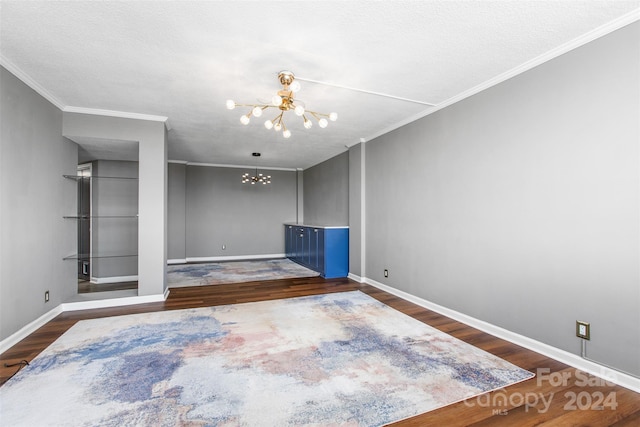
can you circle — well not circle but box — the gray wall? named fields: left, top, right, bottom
left=0, top=66, right=77, bottom=341
left=168, top=165, right=297, bottom=260
left=348, top=144, right=363, bottom=277
left=168, top=163, right=186, bottom=260
left=91, top=160, right=139, bottom=280
left=364, top=22, right=640, bottom=375
left=303, top=151, right=349, bottom=226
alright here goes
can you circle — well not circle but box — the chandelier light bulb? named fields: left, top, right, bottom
left=318, top=118, right=328, bottom=128
left=283, top=129, right=292, bottom=138
left=264, top=120, right=273, bottom=130
left=290, top=81, right=301, bottom=93
left=272, top=95, right=283, bottom=106
left=252, top=106, right=263, bottom=117
left=329, top=112, right=338, bottom=121
left=240, top=115, right=250, bottom=125
left=303, top=117, right=313, bottom=129
left=274, top=123, right=282, bottom=132
left=294, top=105, right=305, bottom=116
left=226, top=100, right=236, bottom=110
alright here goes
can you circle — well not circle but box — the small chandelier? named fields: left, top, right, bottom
left=226, top=71, right=337, bottom=138
left=242, top=153, right=271, bottom=185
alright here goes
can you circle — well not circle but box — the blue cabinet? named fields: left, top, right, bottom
left=284, top=224, right=348, bottom=279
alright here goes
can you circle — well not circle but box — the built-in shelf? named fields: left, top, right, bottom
left=63, top=173, right=139, bottom=269
left=63, top=253, right=139, bottom=261
left=63, top=215, right=138, bottom=219
left=63, top=174, right=138, bottom=180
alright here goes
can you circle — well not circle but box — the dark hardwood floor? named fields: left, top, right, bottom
left=77, top=279, right=138, bottom=293
left=2, top=276, right=639, bottom=426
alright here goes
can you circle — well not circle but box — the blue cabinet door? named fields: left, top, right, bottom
left=323, top=228, right=349, bottom=279
left=285, top=225, right=294, bottom=258
left=309, top=228, right=323, bottom=271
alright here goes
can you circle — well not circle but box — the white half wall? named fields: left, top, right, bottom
left=62, top=113, right=168, bottom=297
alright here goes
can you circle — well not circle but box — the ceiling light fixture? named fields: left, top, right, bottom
left=226, top=71, right=337, bottom=138
left=242, top=153, right=271, bottom=185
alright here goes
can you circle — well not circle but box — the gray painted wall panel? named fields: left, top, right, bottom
left=303, top=151, right=349, bottom=226
left=91, top=160, right=139, bottom=279
left=349, top=145, right=362, bottom=276
left=183, top=166, right=297, bottom=258
left=0, top=66, right=77, bottom=341
left=364, top=22, right=640, bottom=375
left=168, top=163, right=186, bottom=260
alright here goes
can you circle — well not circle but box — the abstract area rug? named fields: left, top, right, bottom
left=167, top=258, right=319, bottom=288
left=0, top=291, right=534, bottom=426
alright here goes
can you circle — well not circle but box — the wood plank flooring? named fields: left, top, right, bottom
left=2, top=276, right=639, bottom=426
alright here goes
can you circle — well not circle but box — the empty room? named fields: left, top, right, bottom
left=1, top=1, right=639, bottom=425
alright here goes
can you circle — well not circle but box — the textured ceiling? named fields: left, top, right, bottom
left=1, top=1, right=639, bottom=169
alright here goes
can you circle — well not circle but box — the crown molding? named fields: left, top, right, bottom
left=363, top=8, right=640, bottom=144
left=0, top=55, right=171, bottom=128
left=63, top=106, right=169, bottom=124
left=0, top=54, right=66, bottom=110
left=174, top=161, right=297, bottom=172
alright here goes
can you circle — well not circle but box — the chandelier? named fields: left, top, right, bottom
left=242, top=153, right=271, bottom=185
left=226, top=71, right=337, bottom=138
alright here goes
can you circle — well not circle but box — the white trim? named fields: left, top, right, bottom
left=168, top=258, right=187, bottom=265
left=0, top=305, right=64, bottom=354
left=63, top=106, right=168, bottom=123
left=360, top=142, right=366, bottom=279
left=0, top=55, right=66, bottom=110
left=185, top=162, right=297, bottom=172
left=185, top=253, right=286, bottom=263
left=347, top=272, right=363, bottom=283
left=360, top=8, right=640, bottom=145
left=363, top=277, right=640, bottom=393
left=284, top=223, right=348, bottom=229
left=168, top=160, right=189, bottom=165
left=60, top=293, right=166, bottom=312
left=90, top=275, right=138, bottom=284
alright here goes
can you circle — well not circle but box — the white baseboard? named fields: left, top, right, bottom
left=61, top=293, right=166, bottom=312
left=90, top=275, right=138, bottom=284
left=0, top=292, right=168, bottom=354
left=185, top=253, right=285, bottom=263
left=167, top=259, right=187, bottom=265
left=0, top=305, right=64, bottom=354
left=363, top=277, right=640, bottom=393
left=347, top=272, right=363, bottom=282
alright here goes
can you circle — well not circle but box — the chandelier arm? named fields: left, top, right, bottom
left=234, top=103, right=269, bottom=108
left=307, top=110, right=330, bottom=118
left=308, top=111, right=324, bottom=121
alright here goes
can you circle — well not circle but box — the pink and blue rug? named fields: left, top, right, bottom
left=0, top=291, right=533, bottom=426
left=167, top=258, right=319, bottom=288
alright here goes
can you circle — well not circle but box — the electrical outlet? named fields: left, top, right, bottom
left=384, top=269, right=389, bottom=278
left=576, top=320, right=590, bottom=340
left=44, top=291, right=50, bottom=303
